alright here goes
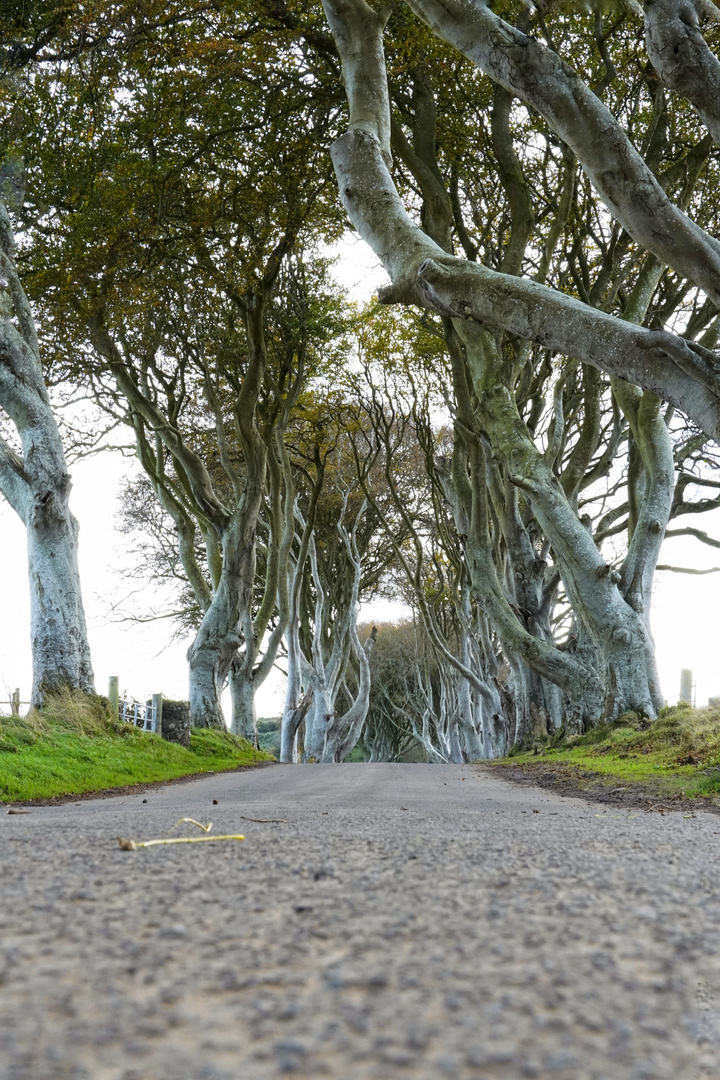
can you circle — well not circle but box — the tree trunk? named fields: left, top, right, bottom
left=328, top=626, right=378, bottom=762
left=187, top=485, right=262, bottom=728
left=25, top=482, right=95, bottom=705
left=229, top=657, right=258, bottom=744
left=0, top=200, right=95, bottom=706
left=509, top=660, right=563, bottom=747
left=456, top=675, right=484, bottom=761
left=280, top=612, right=306, bottom=762
left=187, top=640, right=227, bottom=729
left=304, top=680, right=333, bottom=762
left=593, top=615, right=660, bottom=721
left=281, top=693, right=312, bottom=763
left=446, top=709, right=463, bottom=764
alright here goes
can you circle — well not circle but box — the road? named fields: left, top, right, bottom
left=1, top=763, right=719, bottom=1079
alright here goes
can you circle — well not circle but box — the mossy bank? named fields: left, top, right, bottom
left=493, top=703, right=720, bottom=809
left=0, top=689, right=274, bottom=804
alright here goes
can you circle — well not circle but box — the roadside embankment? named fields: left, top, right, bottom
left=0, top=689, right=273, bottom=804
left=492, top=702, right=720, bottom=812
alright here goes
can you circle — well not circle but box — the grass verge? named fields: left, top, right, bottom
left=491, top=703, right=720, bottom=808
left=0, top=689, right=274, bottom=804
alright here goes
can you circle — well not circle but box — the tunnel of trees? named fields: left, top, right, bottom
left=2, top=0, right=720, bottom=758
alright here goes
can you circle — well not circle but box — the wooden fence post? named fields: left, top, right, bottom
left=679, top=669, right=693, bottom=706
left=108, top=676, right=120, bottom=717
left=11, top=689, right=20, bottom=716
left=152, top=693, right=163, bottom=736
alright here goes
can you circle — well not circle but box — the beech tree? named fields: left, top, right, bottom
left=5, top=2, right=345, bottom=731
left=0, top=197, right=94, bottom=704
left=279, top=403, right=399, bottom=761
left=319, top=0, right=720, bottom=727
left=6, top=0, right=720, bottom=751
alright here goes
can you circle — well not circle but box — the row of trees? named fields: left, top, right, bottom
left=2, top=0, right=720, bottom=760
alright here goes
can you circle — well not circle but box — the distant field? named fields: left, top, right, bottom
left=257, top=717, right=282, bottom=758
left=0, top=690, right=273, bottom=803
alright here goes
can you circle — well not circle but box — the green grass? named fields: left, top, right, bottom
left=0, top=689, right=274, bottom=803
left=498, top=702, right=720, bottom=800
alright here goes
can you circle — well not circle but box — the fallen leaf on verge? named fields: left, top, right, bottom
left=7, top=809, right=31, bottom=815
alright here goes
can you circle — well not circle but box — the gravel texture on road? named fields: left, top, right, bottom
left=1, top=762, right=719, bottom=1080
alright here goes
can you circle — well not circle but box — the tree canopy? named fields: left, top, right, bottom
left=2, top=0, right=720, bottom=758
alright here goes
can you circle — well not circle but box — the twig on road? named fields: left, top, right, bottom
left=117, top=816, right=245, bottom=850
left=238, top=816, right=287, bottom=823
left=117, top=834, right=245, bottom=850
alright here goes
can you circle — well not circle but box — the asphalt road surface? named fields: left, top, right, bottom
left=2, top=763, right=720, bottom=1080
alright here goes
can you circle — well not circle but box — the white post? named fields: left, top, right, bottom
left=152, top=694, right=163, bottom=735
left=108, top=676, right=119, bottom=717
left=11, top=689, right=20, bottom=716
left=680, top=669, right=693, bottom=705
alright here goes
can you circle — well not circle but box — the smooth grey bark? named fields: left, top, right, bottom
left=324, top=623, right=377, bottom=762
left=437, top=458, right=509, bottom=757
left=395, top=658, right=468, bottom=764
left=187, top=483, right=263, bottom=729
left=187, top=289, right=275, bottom=732
left=0, top=200, right=94, bottom=705
left=279, top=455, right=325, bottom=762
left=88, top=263, right=294, bottom=732
left=280, top=573, right=313, bottom=762
left=389, top=672, right=450, bottom=764
left=434, top=674, right=462, bottom=764
left=489, top=467, right=564, bottom=744
left=321, top=0, right=720, bottom=442
left=457, top=322, right=666, bottom=722
left=457, top=597, right=499, bottom=760
left=386, top=66, right=558, bottom=753
left=88, top=310, right=237, bottom=730
left=321, top=505, right=379, bottom=762
left=440, top=317, right=595, bottom=734
left=452, top=467, right=561, bottom=749
left=456, top=672, right=486, bottom=761
left=444, top=430, right=572, bottom=741
left=361, top=423, right=513, bottom=755
left=322, top=0, right=705, bottom=730
left=643, top=0, right=720, bottom=143
left=228, top=655, right=257, bottom=742
left=278, top=480, right=377, bottom=764
left=227, top=422, right=298, bottom=743
left=403, top=0, right=720, bottom=305
left=304, top=499, right=375, bottom=763
left=301, top=528, right=336, bottom=761
left=387, top=62, right=695, bottom=732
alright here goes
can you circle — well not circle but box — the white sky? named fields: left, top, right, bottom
left=1, top=235, right=719, bottom=713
